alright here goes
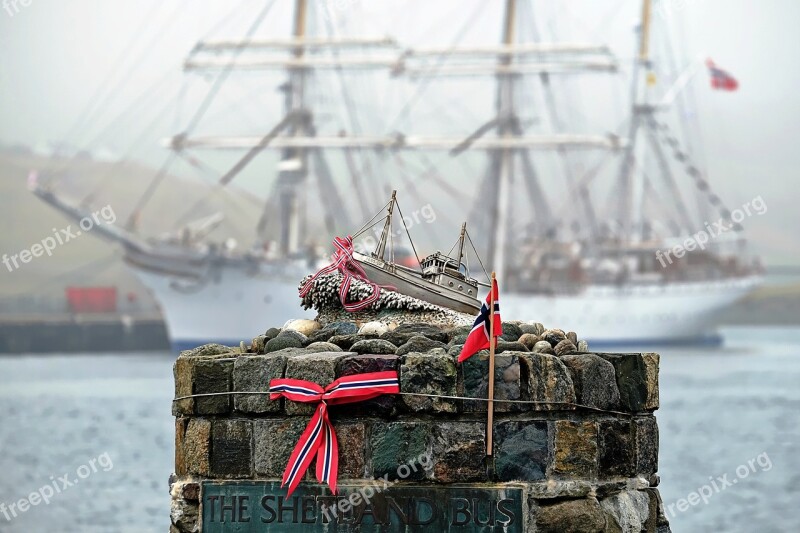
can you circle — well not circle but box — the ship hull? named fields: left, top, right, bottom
left=129, top=251, right=759, bottom=350
left=503, top=276, right=762, bottom=346
left=131, top=263, right=314, bottom=352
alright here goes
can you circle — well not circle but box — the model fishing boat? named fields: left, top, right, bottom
left=348, top=191, right=482, bottom=315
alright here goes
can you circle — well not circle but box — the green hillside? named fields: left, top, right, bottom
left=0, top=151, right=263, bottom=306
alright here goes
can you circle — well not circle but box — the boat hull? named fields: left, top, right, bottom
left=353, top=253, right=480, bottom=314
left=503, top=276, right=762, bottom=346
left=130, top=262, right=314, bottom=352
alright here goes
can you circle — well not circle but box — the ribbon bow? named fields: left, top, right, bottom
left=299, top=235, right=390, bottom=312
left=269, top=371, right=400, bottom=496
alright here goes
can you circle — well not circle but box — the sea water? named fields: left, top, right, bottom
left=0, top=328, right=798, bottom=532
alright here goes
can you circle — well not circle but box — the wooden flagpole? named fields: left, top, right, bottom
left=486, top=271, right=497, bottom=457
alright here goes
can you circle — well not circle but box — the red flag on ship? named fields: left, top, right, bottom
left=458, top=278, right=502, bottom=363
left=706, top=59, right=738, bottom=91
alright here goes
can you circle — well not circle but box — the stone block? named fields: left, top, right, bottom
left=528, top=480, right=593, bottom=500
left=493, top=420, right=549, bottom=481
left=170, top=497, right=199, bottom=533
left=209, top=419, right=252, bottom=478
left=233, top=355, right=286, bottom=414
left=597, top=353, right=659, bottom=412
left=432, top=422, right=486, bottom=483
left=641, top=353, right=660, bottom=410
left=400, top=352, right=457, bottom=413
left=173, top=358, right=194, bottom=416
left=370, top=420, right=432, bottom=481
left=174, top=418, right=187, bottom=476
left=254, top=418, right=308, bottom=477
left=184, top=418, right=211, bottom=476
left=598, top=419, right=635, bottom=478
left=535, top=497, right=606, bottom=533
left=334, top=354, right=400, bottom=416
left=335, top=422, right=368, bottom=479
left=173, top=357, right=234, bottom=416
left=635, top=416, right=659, bottom=477
left=518, top=352, right=576, bottom=410
left=283, top=352, right=348, bottom=415
left=600, top=490, right=651, bottom=533
left=551, top=419, right=599, bottom=479
left=459, top=353, right=522, bottom=412
left=560, top=354, right=621, bottom=410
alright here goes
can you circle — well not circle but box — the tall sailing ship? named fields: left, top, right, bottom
left=32, top=0, right=761, bottom=348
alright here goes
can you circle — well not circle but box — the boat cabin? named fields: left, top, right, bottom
left=421, top=251, right=478, bottom=297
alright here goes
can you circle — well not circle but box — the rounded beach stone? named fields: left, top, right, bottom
left=543, top=329, right=567, bottom=347
left=524, top=321, right=545, bottom=336
left=265, top=336, right=303, bottom=353
left=554, top=339, right=577, bottom=356
left=306, top=341, right=343, bottom=353
left=276, top=329, right=308, bottom=346
left=327, top=334, right=359, bottom=350
left=577, top=340, right=589, bottom=352
left=350, top=339, right=398, bottom=355
left=327, top=322, right=358, bottom=335
left=250, top=335, right=268, bottom=354
left=496, top=340, right=529, bottom=353
left=533, top=341, right=555, bottom=355
left=392, top=323, right=449, bottom=343
left=445, top=325, right=472, bottom=342
left=518, top=333, right=539, bottom=350
left=283, top=319, right=320, bottom=337
left=358, top=321, right=389, bottom=336
left=395, top=335, right=447, bottom=356
left=566, top=331, right=578, bottom=345
left=500, top=322, right=523, bottom=342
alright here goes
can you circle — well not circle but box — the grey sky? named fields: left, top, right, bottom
left=1, top=0, right=799, bottom=263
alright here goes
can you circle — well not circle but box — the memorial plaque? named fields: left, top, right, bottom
left=201, top=480, right=524, bottom=532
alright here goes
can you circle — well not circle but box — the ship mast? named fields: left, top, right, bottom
left=489, top=0, right=517, bottom=282
left=271, top=0, right=309, bottom=256
left=617, top=0, right=654, bottom=243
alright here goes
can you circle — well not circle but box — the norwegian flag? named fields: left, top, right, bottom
left=458, top=278, right=502, bottom=363
left=706, top=59, right=739, bottom=91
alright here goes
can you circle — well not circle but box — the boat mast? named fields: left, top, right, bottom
left=374, top=190, right=397, bottom=261
left=617, top=0, right=653, bottom=244
left=457, top=222, right=467, bottom=268
left=274, top=0, right=310, bottom=256
left=490, top=0, right=517, bottom=281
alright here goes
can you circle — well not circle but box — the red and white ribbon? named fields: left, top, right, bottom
left=269, top=371, right=400, bottom=496
left=299, top=235, right=392, bottom=312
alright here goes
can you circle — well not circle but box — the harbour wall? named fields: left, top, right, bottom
left=170, top=331, right=671, bottom=532
left=0, top=314, right=168, bottom=353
